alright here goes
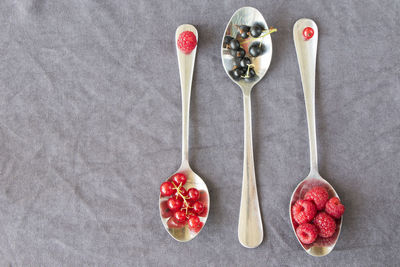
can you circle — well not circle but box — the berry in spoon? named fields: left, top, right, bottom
left=177, top=31, right=197, bottom=54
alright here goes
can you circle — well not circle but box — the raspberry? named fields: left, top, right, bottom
left=325, top=197, right=345, bottom=219
left=313, top=212, right=336, bottom=238
left=177, top=31, right=197, bottom=54
left=292, top=199, right=317, bottom=224
left=296, top=223, right=318, bottom=244
left=304, top=186, right=329, bottom=210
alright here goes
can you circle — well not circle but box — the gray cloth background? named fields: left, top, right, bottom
left=0, top=0, right=399, bottom=266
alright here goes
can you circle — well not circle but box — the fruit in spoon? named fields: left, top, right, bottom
left=177, top=31, right=197, bottom=54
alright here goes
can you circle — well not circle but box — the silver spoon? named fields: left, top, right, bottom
left=290, top=18, right=342, bottom=256
left=159, top=24, right=209, bottom=242
left=221, top=7, right=273, bottom=248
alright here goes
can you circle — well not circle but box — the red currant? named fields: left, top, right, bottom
left=167, top=197, right=183, bottom=211
left=303, top=27, right=314, bottom=40
left=160, top=181, right=174, bottom=197
left=192, top=201, right=204, bottom=215
left=173, top=210, right=187, bottom=223
left=187, top=188, right=200, bottom=201
left=172, top=173, right=187, bottom=186
left=188, top=215, right=201, bottom=229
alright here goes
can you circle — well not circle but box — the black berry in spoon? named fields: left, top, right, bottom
left=246, top=68, right=256, bottom=79
left=239, top=57, right=251, bottom=68
left=224, top=36, right=234, bottom=47
left=249, top=43, right=262, bottom=57
left=230, top=47, right=245, bottom=59
left=250, top=25, right=263, bottom=37
left=229, top=39, right=240, bottom=50
left=239, top=25, right=250, bottom=39
left=232, top=68, right=245, bottom=79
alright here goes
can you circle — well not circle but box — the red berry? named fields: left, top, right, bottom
left=292, top=199, right=317, bottom=224
left=313, top=212, right=336, bottom=238
left=304, top=186, right=329, bottom=210
left=303, top=27, right=314, bottom=40
left=187, top=188, right=200, bottom=201
left=296, top=223, right=318, bottom=244
left=160, top=181, right=174, bottom=197
left=325, top=197, right=345, bottom=219
left=192, top=201, right=204, bottom=215
left=172, top=173, right=187, bottom=186
left=167, top=197, right=183, bottom=212
left=176, top=186, right=187, bottom=197
left=188, top=215, right=201, bottom=229
left=173, top=210, right=187, bottom=223
left=177, top=31, right=197, bottom=54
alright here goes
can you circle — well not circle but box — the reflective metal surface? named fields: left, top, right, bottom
left=221, top=7, right=273, bottom=248
left=290, top=18, right=342, bottom=256
left=159, top=24, right=209, bottom=242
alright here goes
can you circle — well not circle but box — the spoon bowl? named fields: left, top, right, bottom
left=221, top=7, right=272, bottom=93
left=290, top=18, right=342, bottom=256
left=221, top=7, right=273, bottom=248
left=159, top=25, right=209, bottom=242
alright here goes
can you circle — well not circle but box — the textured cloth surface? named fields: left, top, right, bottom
left=0, top=0, right=399, bottom=266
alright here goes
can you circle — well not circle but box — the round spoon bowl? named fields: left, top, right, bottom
left=159, top=162, right=209, bottom=242
left=289, top=172, right=343, bottom=256
left=221, top=6, right=272, bottom=92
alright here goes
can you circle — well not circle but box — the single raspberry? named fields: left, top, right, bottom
left=296, top=223, right=318, bottom=244
left=292, top=199, right=317, bottom=224
left=325, top=197, right=345, bottom=219
left=304, top=186, right=329, bottom=210
left=313, top=212, right=336, bottom=238
left=177, top=31, right=197, bottom=54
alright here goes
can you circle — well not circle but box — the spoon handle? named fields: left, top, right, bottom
left=175, top=25, right=198, bottom=164
left=294, top=19, right=319, bottom=173
left=238, top=92, right=263, bottom=248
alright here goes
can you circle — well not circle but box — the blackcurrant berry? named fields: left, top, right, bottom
left=250, top=25, right=263, bottom=37
left=223, top=36, right=234, bottom=46
left=230, top=47, right=245, bottom=59
left=239, top=57, right=251, bottom=68
left=232, top=68, right=245, bottom=79
left=249, top=43, right=262, bottom=57
left=239, top=25, right=250, bottom=39
left=240, top=31, right=249, bottom=39
left=229, top=39, right=240, bottom=50
left=246, top=68, right=256, bottom=79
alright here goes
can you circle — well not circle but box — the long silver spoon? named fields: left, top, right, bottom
left=290, top=18, right=342, bottom=256
left=221, top=7, right=273, bottom=248
left=159, top=24, right=209, bottom=242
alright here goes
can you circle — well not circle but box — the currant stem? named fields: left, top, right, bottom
left=172, top=182, right=192, bottom=216
left=239, top=27, right=277, bottom=45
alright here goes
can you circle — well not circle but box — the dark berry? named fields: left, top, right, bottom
left=223, top=36, right=234, bottom=46
left=240, top=32, right=249, bottom=39
left=232, top=68, right=245, bottom=79
left=239, top=57, right=251, bottom=68
left=239, top=25, right=250, bottom=39
left=246, top=68, right=256, bottom=79
left=229, top=39, right=240, bottom=50
left=249, top=43, right=262, bottom=57
left=250, top=25, right=263, bottom=37
left=230, top=47, right=245, bottom=59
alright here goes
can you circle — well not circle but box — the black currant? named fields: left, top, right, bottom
left=232, top=68, right=245, bottom=79
left=246, top=68, right=256, bottom=79
left=240, top=31, right=249, bottom=39
left=230, top=47, right=245, bottom=59
left=249, top=43, right=263, bottom=57
left=250, top=25, right=263, bottom=37
left=239, top=57, right=251, bottom=68
left=229, top=39, right=240, bottom=50
left=223, top=36, right=234, bottom=47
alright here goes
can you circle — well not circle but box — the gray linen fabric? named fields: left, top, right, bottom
left=0, top=0, right=399, bottom=266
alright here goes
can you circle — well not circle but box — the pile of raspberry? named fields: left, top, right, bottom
left=291, top=186, right=345, bottom=245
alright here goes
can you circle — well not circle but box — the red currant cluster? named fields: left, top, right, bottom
left=160, top=173, right=206, bottom=232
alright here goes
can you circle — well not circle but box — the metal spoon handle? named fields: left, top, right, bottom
left=294, top=19, right=319, bottom=173
left=176, top=25, right=198, bottom=164
left=238, top=92, right=263, bottom=248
